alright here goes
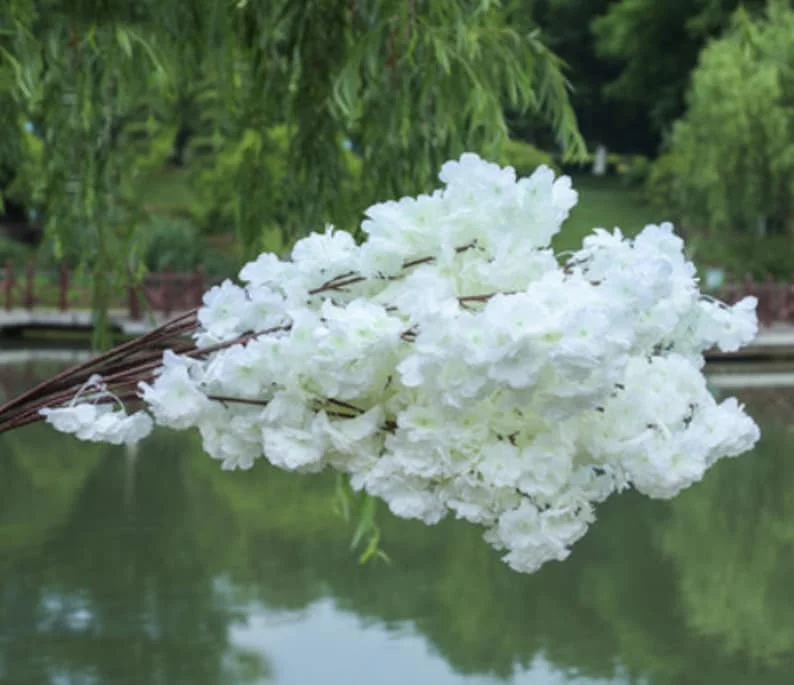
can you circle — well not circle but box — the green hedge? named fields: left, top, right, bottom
left=138, top=215, right=203, bottom=273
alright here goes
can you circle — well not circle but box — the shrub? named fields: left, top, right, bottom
left=201, top=247, right=241, bottom=284
left=497, top=139, right=559, bottom=175
left=647, top=149, right=794, bottom=279
left=139, top=215, right=203, bottom=273
left=191, top=125, right=363, bottom=252
left=645, top=151, right=686, bottom=217
left=616, top=154, right=651, bottom=188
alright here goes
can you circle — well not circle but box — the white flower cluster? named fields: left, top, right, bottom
left=40, top=154, right=760, bottom=573
left=40, top=375, right=153, bottom=445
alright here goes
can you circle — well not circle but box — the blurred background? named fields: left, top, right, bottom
left=3, top=2, right=794, bottom=684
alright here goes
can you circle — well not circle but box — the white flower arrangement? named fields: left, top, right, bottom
left=34, top=154, right=760, bottom=573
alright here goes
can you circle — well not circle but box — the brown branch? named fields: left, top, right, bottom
left=326, top=398, right=365, bottom=414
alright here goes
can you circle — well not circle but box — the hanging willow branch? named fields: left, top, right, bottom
left=1, top=0, right=585, bottom=348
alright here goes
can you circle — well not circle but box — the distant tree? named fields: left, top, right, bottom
left=593, top=0, right=767, bottom=137
left=651, top=0, right=794, bottom=275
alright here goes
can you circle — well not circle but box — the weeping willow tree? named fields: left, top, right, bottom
left=1, top=0, right=583, bottom=347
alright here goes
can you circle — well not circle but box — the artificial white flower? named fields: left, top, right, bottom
left=139, top=351, right=211, bottom=429
left=197, top=280, right=249, bottom=340
left=39, top=153, right=761, bottom=575
left=40, top=403, right=98, bottom=434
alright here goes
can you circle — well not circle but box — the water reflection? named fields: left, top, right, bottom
left=1, top=362, right=794, bottom=684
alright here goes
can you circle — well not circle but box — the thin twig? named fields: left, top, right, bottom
left=207, top=394, right=270, bottom=407
left=326, top=398, right=365, bottom=414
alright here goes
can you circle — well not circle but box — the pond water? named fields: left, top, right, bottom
left=2, top=354, right=794, bottom=685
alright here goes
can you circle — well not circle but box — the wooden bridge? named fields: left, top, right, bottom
left=0, top=260, right=206, bottom=336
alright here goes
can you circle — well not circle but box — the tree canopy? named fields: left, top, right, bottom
left=648, top=1, right=794, bottom=275
left=592, top=0, right=766, bottom=135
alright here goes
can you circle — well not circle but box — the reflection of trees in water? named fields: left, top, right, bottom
left=201, top=474, right=790, bottom=684
left=178, top=464, right=714, bottom=683
left=0, top=429, right=271, bottom=685
left=182, top=388, right=794, bottom=684
left=566, top=493, right=794, bottom=685
left=4, top=387, right=794, bottom=685
left=187, top=458, right=581, bottom=679
left=659, top=411, right=794, bottom=668
left=0, top=427, right=104, bottom=567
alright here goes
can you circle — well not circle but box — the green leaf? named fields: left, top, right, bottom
left=115, top=27, right=133, bottom=58
left=350, top=493, right=376, bottom=551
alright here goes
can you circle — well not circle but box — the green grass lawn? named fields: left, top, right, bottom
left=553, top=174, right=664, bottom=253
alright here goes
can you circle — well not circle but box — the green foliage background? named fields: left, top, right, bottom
left=647, top=1, right=794, bottom=277
left=0, top=0, right=585, bottom=346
